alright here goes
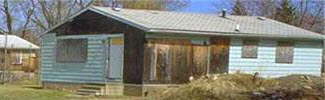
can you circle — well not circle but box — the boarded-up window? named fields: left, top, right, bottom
left=56, top=39, right=88, bottom=63
left=242, top=40, right=258, bottom=58
left=276, top=42, right=294, bottom=63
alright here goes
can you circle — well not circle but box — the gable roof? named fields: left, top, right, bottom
left=0, top=35, right=39, bottom=49
left=44, top=6, right=324, bottom=40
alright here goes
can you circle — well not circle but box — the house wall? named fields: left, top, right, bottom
left=142, top=36, right=211, bottom=84
left=229, top=38, right=323, bottom=77
left=51, top=10, right=146, bottom=84
left=0, top=49, right=38, bottom=72
left=41, top=33, right=110, bottom=83
left=123, top=27, right=145, bottom=84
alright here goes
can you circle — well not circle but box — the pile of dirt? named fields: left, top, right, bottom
left=158, top=74, right=324, bottom=100
left=249, top=75, right=324, bottom=100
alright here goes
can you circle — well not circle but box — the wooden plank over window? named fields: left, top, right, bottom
left=242, top=40, right=258, bottom=58
left=276, top=42, right=294, bottom=63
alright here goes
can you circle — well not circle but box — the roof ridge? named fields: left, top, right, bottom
left=92, top=6, right=261, bottom=17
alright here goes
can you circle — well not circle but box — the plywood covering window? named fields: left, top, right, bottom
left=242, top=40, right=258, bottom=58
left=56, top=39, right=88, bottom=63
left=276, top=42, right=294, bottom=63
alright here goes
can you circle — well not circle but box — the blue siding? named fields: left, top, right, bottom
left=41, top=34, right=113, bottom=83
left=229, top=38, right=323, bottom=77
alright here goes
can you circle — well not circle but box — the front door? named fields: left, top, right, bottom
left=105, top=37, right=124, bottom=80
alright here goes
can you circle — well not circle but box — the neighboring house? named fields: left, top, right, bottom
left=0, top=35, right=40, bottom=72
left=40, top=6, right=324, bottom=96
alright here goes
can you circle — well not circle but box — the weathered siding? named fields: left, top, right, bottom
left=46, top=10, right=146, bottom=84
left=123, top=27, right=145, bottom=84
left=143, top=38, right=209, bottom=84
left=41, top=34, right=110, bottom=83
left=229, top=38, right=323, bottom=77
left=209, top=37, right=229, bottom=74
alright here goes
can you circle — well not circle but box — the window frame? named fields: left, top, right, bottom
left=11, top=51, right=23, bottom=65
left=275, top=41, right=294, bottom=64
left=56, top=39, right=88, bottom=63
left=241, top=39, right=259, bottom=59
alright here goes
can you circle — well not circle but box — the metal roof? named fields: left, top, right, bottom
left=0, top=35, right=40, bottom=49
left=44, top=6, right=324, bottom=40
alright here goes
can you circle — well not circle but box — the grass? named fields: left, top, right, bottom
left=0, top=77, right=143, bottom=100
left=0, top=75, right=72, bottom=100
left=0, top=85, right=71, bottom=100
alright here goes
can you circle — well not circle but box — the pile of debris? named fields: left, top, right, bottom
left=158, top=73, right=324, bottom=100
left=249, top=75, right=324, bottom=100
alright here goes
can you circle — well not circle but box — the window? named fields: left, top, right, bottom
left=276, top=42, right=294, bottom=63
left=242, top=40, right=258, bottom=58
left=56, top=39, right=88, bottom=63
left=12, top=51, right=23, bottom=64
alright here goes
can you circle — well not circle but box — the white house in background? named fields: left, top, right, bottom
left=0, top=35, right=39, bottom=72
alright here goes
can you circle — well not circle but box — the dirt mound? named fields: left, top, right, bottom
left=158, top=74, right=324, bottom=100
left=250, top=74, right=324, bottom=100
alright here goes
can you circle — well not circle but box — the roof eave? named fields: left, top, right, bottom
left=89, top=7, right=150, bottom=32
left=0, top=48, right=40, bottom=50
left=148, top=29, right=324, bottom=41
left=39, top=6, right=151, bottom=37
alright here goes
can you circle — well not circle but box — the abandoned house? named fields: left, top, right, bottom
left=40, top=6, right=324, bottom=96
left=0, top=35, right=39, bottom=72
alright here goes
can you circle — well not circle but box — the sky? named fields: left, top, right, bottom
left=182, top=0, right=232, bottom=13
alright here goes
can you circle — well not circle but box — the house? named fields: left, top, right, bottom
left=40, top=6, right=324, bottom=96
left=0, top=35, right=39, bottom=72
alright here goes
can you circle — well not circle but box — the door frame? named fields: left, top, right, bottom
left=104, top=34, right=124, bottom=82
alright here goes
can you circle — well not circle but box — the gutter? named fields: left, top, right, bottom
left=148, top=29, right=325, bottom=41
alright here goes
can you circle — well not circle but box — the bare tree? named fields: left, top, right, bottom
left=0, top=0, right=12, bottom=84
left=31, top=0, right=87, bottom=33
left=88, top=0, right=189, bottom=11
left=223, top=0, right=324, bottom=34
left=0, top=0, right=13, bottom=35
left=295, top=0, right=324, bottom=33
left=18, top=0, right=36, bottom=39
left=231, top=0, right=247, bottom=15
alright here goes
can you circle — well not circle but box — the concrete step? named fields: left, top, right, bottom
left=86, top=83, right=106, bottom=86
left=82, top=85, right=103, bottom=90
left=76, top=84, right=106, bottom=96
